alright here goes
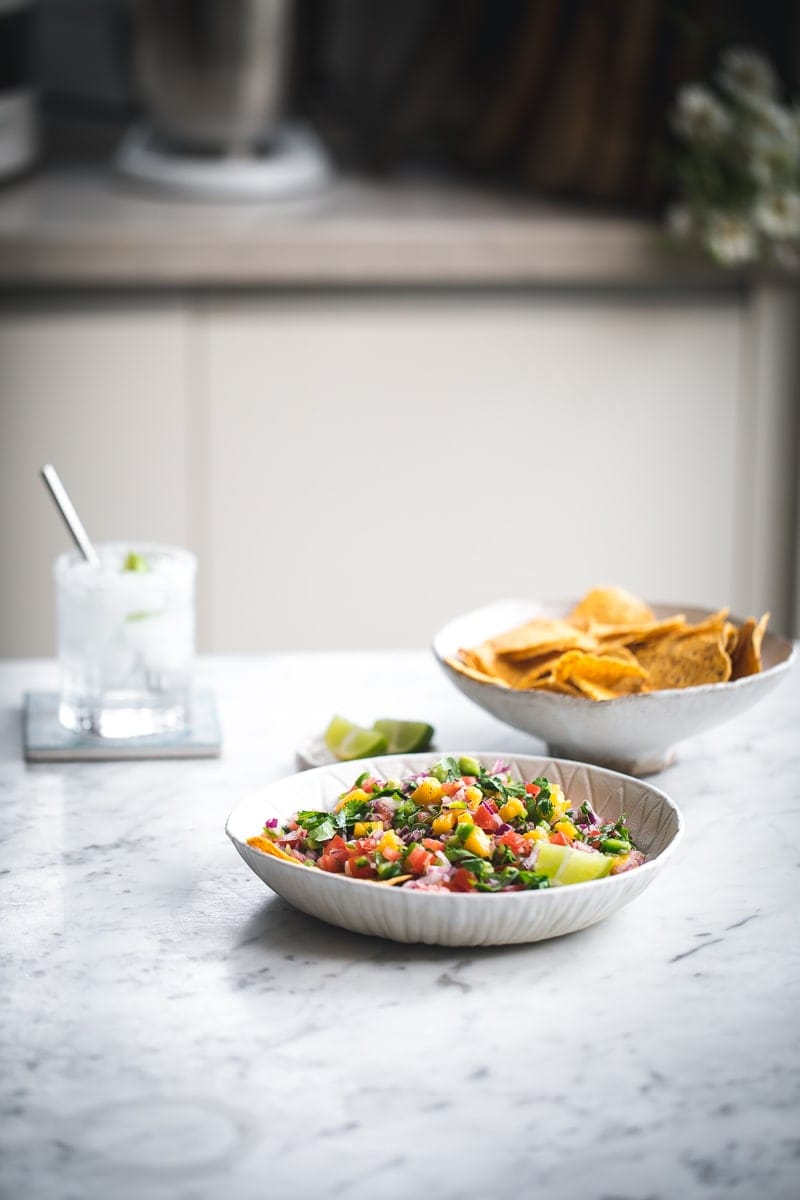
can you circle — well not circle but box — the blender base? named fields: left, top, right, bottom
left=114, top=122, right=331, bottom=201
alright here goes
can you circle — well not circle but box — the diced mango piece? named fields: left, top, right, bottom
left=464, top=786, right=483, bottom=809
left=432, top=811, right=457, bottom=835
left=334, top=786, right=371, bottom=812
left=549, top=784, right=569, bottom=821
left=463, top=827, right=493, bottom=858
left=554, top=819, right=579, bottom=841
left=456, top=810, right=474, bottom=824
left=412, top=777, right=444, bottom=806
left=523, top=828, right=547, bottom=842
left=354, top=820, right=384, bottom=838
left=499, top=797, right=526, bottom=822
left=377, top=829, right=403, bottom=857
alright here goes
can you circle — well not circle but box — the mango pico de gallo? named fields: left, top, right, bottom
left=246, top=757, right=646, bottom=892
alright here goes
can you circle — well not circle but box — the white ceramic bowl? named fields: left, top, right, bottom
left=226, top=752, right=683, bottom=947
left=433, top=599, right=796, bottom=775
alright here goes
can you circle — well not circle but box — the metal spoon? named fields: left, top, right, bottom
left=40, top=464, right=100, bottom=567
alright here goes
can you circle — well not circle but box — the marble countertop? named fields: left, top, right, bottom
left=1, top=652, right=798, bottom=1200
left=0, top=167, right=732, bottom=290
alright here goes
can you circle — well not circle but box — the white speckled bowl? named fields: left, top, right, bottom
left=226, top=752, right=682, bottom=947
left=433, top=599, right=796, bottom=775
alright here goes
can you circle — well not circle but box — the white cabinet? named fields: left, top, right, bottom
left=201, top=293, right=757, bottom=651
left=1, top=286, right=797, bottom=656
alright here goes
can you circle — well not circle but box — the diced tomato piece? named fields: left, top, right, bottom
left=549, top=831, right=569, bottom=846
left=498, top=830, right=527, bottom=857
left=473, top=804, right=500, bottom=832
left=441, top=780, right=461, bottom=796
left=354, top=837, right=378, bottom=854
left=421, top=838, right=444, bottom=852
left=448, top=867, right=476, bottom=892
left=381, top=844, right=401, bottom=862
left=325, top=835, right=349, bottom=866
left=461, top=776, right=477, bottom=786
left=346, top=855, right=375, bottom=879
left=525, top=782, right=541, bottom=797
left=318, top=853, right=343, bottom=873
left=405, top=846, right=434, bottom=876
left=481, top=796, right=500, bottom=814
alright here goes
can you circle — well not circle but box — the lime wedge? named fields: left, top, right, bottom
left=324, top=714, right=357, bottom=754
left=372, top=718, right=434, bottom=754
left=333, top=728, right=389, bottom=762
left=534, top=842, right=613, bottom=885
left=323, top=716, right=389, bottom=761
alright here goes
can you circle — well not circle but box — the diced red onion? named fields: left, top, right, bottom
left=495, top=822, right=512, bottom=834
left=419, top=866, right=452, bottom=886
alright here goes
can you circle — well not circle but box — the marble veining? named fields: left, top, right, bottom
left=1, top=652, right=799, bottom=1200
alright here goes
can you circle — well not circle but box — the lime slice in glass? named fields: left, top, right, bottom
left=122, top=551, right=151, bottom=573
left=372, top=719, right=434, bottom=754
left=534, top=842, right=613, bottom=885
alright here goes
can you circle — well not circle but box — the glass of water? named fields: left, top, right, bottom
left=54, top=543, right=196, bottom=738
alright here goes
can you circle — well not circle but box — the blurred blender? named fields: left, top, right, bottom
left=116, top=0, right=329, bottom=200
left=0, top=0, right=38, bottom=183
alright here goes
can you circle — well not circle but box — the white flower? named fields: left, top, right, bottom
left=666, top=204, right=695, bottom=240
left=718, top=46, right=778, bottom=101
left=672, top=84, right=732, bottom=141
left=754, top=192, right=800, bottom=239
left=748, top=143, right=782, bottom=187
left=743, top=98, right=799, bottom=185
left=705, top=212, right=757, bottom=265
left=745, top=95, right=799, bottom=147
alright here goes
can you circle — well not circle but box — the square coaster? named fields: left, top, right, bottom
left=23, top=690, right=222, bottom=762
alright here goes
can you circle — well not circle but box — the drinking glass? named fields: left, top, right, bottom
left=54, top=542, right=196, bottom=737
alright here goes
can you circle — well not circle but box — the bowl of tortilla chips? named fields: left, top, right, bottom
left=433, top=586, right=795, bottom=775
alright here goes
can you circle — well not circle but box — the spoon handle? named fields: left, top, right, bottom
left=40, top=464, right=100, bottom=567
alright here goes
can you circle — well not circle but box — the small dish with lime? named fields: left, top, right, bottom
left=296, top=715, right=434, bottom=770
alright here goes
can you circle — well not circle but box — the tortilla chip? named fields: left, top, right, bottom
left=592, top=644, right=641, bottom=664
left=569, top=586, right=655, bottom=629
left=678, top=608, right=729, bottom=638
left=730, top=612, right=770, bottom=680
left=633, top=630, right=731, bottom=690
left=460, top=644, right=537, bottom=688
left=488, top=617, right=595, bottom=662
left=513, top=651, right=570, bottom=689
left=723, top=621, right=739, bottom=655
left=446, top=653, right=511, bottom=688
left=553, top=649, right=649, bottom=698
left=594, top=615, right=689, bottom=646
left=247, top=836, right=299, bottom=863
